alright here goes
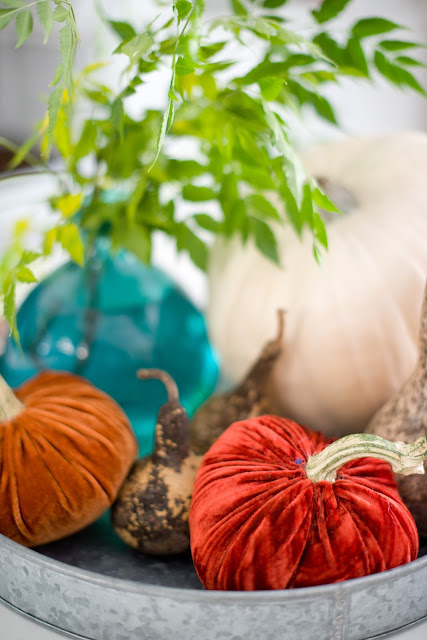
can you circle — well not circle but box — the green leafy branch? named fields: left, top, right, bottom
left=0, top=0, right=80, bottom=148
left=0, top=0, right=425, bottom=334
left=0, top=220, right=40, bottom=342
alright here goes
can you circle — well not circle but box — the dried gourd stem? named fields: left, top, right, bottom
left=0, top=374, right=24, bottom=422
left=418, top=277, right=427, bottom=371
left=137, top=368, right=190, bottom=468
left=137, top=368, right=179, bottom=403
left=235, top=308, right=285, bottom=393
left=305, top=433, right=427, bottom=484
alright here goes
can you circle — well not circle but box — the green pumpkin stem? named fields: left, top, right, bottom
left=0, top=374, right=24, bottom=422
left=305, top=433, right=427, bottom=483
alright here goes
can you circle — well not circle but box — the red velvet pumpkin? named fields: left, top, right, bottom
left=0, top=371, right=137, bottom=547
left=189, top=416, right=420, bottom=590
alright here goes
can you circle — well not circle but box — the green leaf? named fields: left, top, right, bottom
left=300, top=182, right=314, bottom=225
left=111, top=98, right=124, bottom=138
left=239, top=165, right=275, bottom=190
left=149, top=98, right=174, bottom=171
left=240, top=61, right=287, bottom=85
left=231, top=0, right=248, bottom=16
left=251, top=218, right=279, bottom=264
left=259, top=77, right=284, bottom=101
left=43, top=228, right=57, bottom=255
left=0, top=1, right=25, bottom=7
left=200, top=41, right=228, bottom=60
left=352, top=18, right=402, bottom=39
left=313, top=32, right=346, bottom=66
left=15, top=8, right=33, bottom=48
left=312, top=242, right=322, bottom=265
left=312, top=0, right=352, bottom=25
left=16, top=266, right=37, bottom=284
left=108, top=20, right=136, bottom=41
left=59, top=24, right=73, bottom=77
left=126, top=177, right=146, bottom=224
left=245, top=194, right=281, bottom=221
left=395, top=55, right=426, bottom=68
left=345, top=36, right=369, bottom=76
left=374, top=51, right=426, bottom=95
left=115, top=34, right=154, bottom=62
left=2, top=283, right=16, bottom=331
left=113, top=225, right=151, bottom=263
left=182, top=185, right=216, bottom=201
left=19, top=249, right=42, bottom=265
left=50, top=63, right=64, bottom=86
left=313, top=212, right=328, bottom=249
left=168, top=159, right=207, bottom=180
left=0, top=9, right=16, bottom=30
left=47, top=87, right=63, bottom=142
left=37, top=0, right=53, bottom=44
left=240, top=55, right=318, bottom=86
left=8, top=131, right=39, bottom=170
left=379, top=40, right=423, bottom=52
left=193, top=214, right=222, bottom=232
left=263, top=0, right=288, bottom=7
left=287, top=80, right=338, bottom=124
left=174, top=0, right=192, bottom=22
left=58, top=223, right=84, bottom=265
left=54, top=193, right=83, bottom=218
left=83, top=88, right=109, bottom=105
left=312, top=187, right=340, bottom=214
left=176, top=55, right=195, bottom=76
left=53, top=4, right=68, bottom=22
left=176, top=223, right=208, bottom=271
left=262, top=100, right=306, bottom=204
left=217, top=16, right=303, bottom=45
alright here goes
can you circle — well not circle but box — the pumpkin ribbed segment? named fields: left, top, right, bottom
left=0, top=371, right=137, bottom=547
left=189, top=416, right=418, bottom=591
left=207, top=133, right=427, bottom=437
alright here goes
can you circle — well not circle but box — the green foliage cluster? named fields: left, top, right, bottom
left=0, top=0, right=426, bottom=333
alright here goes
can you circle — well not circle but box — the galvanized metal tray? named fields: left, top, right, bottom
left=0, top=512, right=426, bottom=640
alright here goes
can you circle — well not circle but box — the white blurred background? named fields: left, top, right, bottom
left=1, top=0, right=426, bottom=144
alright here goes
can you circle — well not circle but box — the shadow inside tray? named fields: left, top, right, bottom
left=35, top=511, right=427, bottom=592
left=35, top=510, right=203, bottom=590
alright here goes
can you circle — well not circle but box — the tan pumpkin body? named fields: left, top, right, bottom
left=208, top=133, right=427, bottom=436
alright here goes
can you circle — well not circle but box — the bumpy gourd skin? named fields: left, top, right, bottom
left=190, top=416, right=418, bottom=591
left=0, top=371, right=137, bottom=547
left=112, top=370, right=202, bottom=555
left=367, top=278, right=427, bottom=536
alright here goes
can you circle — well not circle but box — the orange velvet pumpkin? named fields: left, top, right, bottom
left=0, top=370, right=137, bottom=547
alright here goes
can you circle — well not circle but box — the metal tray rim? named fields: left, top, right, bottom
left=3, top=594, right=427, bottom=640
left=1, top=532, right=426, bottom=603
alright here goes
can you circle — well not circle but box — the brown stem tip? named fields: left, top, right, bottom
left=275, top=308, right=285, bottom=345
left=137, top=368, right=179, bottom=404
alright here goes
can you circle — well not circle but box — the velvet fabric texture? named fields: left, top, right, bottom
left=189, top=416, right=418, bottom=590
left=0, top=371, right=137, bottom=547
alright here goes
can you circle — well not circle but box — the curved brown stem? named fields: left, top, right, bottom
left=235, top=307, right=285, bottom=394
left=137, top=368, right=180, bottom=404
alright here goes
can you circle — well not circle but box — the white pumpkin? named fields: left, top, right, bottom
left=207, top=132, right=427, bottom=437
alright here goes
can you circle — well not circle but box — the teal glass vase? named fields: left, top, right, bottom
left=0, top=239, right=219, bottom=456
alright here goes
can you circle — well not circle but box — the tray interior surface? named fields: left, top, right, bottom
left=35, top=511, right=427, bottom=591
left=35, top=512, right=203, bottom=589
